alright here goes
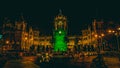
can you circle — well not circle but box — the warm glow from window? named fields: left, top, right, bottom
left=6, top=40, right=9, bottom=44
left=108, top=30, right=112, bottom=33
left=112, top=30, right=115, bottom=33
left=25, top=37, right=27, bottom=40
left=101, top=33, right=104, bottom=37
left=94, top=34, right=98, bottom=38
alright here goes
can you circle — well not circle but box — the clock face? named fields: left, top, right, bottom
left=57, top=30, right=65, bottom=35
left=59, top=31, right=61, bottom=34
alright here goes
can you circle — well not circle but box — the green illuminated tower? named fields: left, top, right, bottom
left=53, top=10, right=67, bottom=52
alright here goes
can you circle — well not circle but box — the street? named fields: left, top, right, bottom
left=1, top=54, right=120, bottom=68
left=3, top=60, right=40, bottom=68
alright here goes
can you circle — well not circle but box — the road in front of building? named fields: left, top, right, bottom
left=1, top=54, right=120, bottom=68
left=104, top=57, right=120, bottom=68
left=3, top=60, right=40, bottom=68
left=35, top=55, right=120, bottom=68
left=2, top=58, right=91, bottom=68
left=2, top=55, right=92, bottom=68
left=35, top=57, right=91, bottom=68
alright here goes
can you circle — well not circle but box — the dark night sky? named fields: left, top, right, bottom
left=0, top=0, right=120, bottom=35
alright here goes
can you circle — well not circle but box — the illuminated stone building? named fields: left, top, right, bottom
left=39, top=36, right=52, bottom=52
left=33, top=29, right=40, bottom=46
left=1, top=11, right=101, bottom=53
left=28, top=27, right=34, bottom=50
left=2, top=19, right=14, bottom=52
left=15, top=19, right=27, bottom=50
left=21, top=27, right=40, bottom=52
left=80, top=27, right=97, bottom=51
left=67, top=36, right=76, bottom=52
left=92, top=19, right=105, bottom=51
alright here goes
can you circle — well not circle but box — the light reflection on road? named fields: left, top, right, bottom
left=4, top=60, right=40, bottom=68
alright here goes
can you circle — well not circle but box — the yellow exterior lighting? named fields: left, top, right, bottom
left=25, top=37, right=27, bottom=40
left=101, top=33, right=104, bottom=37
left=108, top=30, right=112, bottom=33
left=6, top=40, right=9, bottom=44
left=118, top=27, right=120, bottom=30
left=94, top=34, right=98, bottom=38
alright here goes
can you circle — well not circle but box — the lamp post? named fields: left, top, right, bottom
left=115, top=27, right=120, bottom=51
left=101, top=33, right=104, bottom=51
left=6, top=40, right=10, bottom=49
left=115, top=33, right=119, bottom=51
left=94, top=34, right=100, bottom=53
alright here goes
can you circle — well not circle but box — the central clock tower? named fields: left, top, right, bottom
left=53, top=10, right=67, bottom=52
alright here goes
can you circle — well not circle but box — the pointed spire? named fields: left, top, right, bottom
left=20, top=13, right=24, bottom=21
left=59, top=9, right=62, bottom=15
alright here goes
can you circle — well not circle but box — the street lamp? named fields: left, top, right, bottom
left=117, top=27, right=120, bottom=31
left=94, top=34, right=100, bottom=53
left=108, top=28, right=120, bottom=51
left=100, top=33, right=104, bottom=51
left=6, top=40, right=9, bottom=44
left=115, top=27, right=120, bottom=51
